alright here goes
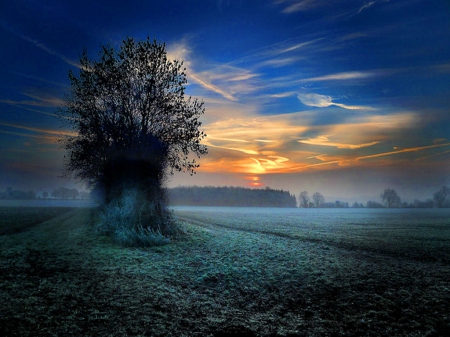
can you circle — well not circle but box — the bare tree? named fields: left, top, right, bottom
left=312, top=192, right=324, bottom=208
left=380, top=188, right=401, bottom=208
left=298, top=191, right=309, bottom=208
left=433, top=186, right=450, bottom=208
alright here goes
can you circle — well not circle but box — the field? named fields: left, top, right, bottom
left=0, top=206, right=449, bottom=336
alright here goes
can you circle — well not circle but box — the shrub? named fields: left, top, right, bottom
left=96, top=188, right=182, bottom=247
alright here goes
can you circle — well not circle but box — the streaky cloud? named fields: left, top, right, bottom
left=275, top=0, right=319, bottom=13
left=297, top=93, right=375, bottom=110
left=0, top=19, right=80, bottom=69
left=358, top=1, right=376, bottom=14
left=190, top=74, right=237, bottom=101
left=299, top=136, right=379, bottom=149
left=301, top=71, right=375, bottom=82
left=0, top=122, right=74, bottom=137
left=357, top=143, right=450, bottom=161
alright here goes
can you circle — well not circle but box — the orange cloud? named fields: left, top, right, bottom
left=195, top=107, right=446, bottom=176
left=356, top=143, right=450, bottom=161
left=299, top=135, right=379, bottom=149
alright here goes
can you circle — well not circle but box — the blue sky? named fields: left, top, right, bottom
left=1, top=0, right=449, bottom=202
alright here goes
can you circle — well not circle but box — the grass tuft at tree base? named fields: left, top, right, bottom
left=95, top=188, right=184, bottom=247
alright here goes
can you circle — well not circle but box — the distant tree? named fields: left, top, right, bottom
left=6, top=189, right=36, bottom=200
left=52, top=187, right=71, bottom=199
left=413, top=199, right=434, bottom=208
left=433, top=186, right=450, bottom=208
left=79, top=191, right=90, bottom=200
left=352, top=202, right=364, bottom=208
left=69, top=188, right=79, bottom=200
left=380, top=189, right=401, bottom=208
left=168, top=186, right=297, bottom=207
left=298, top=191, right=309, bottom=208
left=312, top=192, right=324, bottom=208
left=366, top=200, right=384, bottom=208
left=42, top=191, right=49, bottom=199
left=26, top=190, right=36, bottom=199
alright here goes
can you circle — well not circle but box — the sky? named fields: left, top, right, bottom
left=1, top=0, right=450, bottom=203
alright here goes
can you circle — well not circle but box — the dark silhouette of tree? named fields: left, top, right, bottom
left=298, top=191, right=309, bottom=208
left=433, top=186, right=450, bottom=208
left=42, top=191, right=49, bottom=199
left=312, top=192, right=324, bottom=208
left=57, top=37, right=207, bottom=210
left=52, top=187, right=71, bottom=199
left=79, top=191, right=90, bottom=200
left=69, top=188, right=79, bottom=200
left=412, top=199, right=433, bottom=208
left=366, top=200, right=384, bottom=208
left=1, top=188, right=36, bottom=200
left=168, top=186, right=297, bottom=207
left=380, top=188, right=401, bottom=208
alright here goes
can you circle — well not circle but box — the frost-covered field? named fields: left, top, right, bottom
left=1, top=206, right=449, bottom=336
left=173, top=207, right=450, bottom=263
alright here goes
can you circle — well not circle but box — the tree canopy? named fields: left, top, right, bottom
left=381, top=189, right=401, bottom=208
left=433, top=186, right=450, bottom=208
left=57, top=37, right=207, bottom=203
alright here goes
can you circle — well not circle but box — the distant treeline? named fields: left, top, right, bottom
left=168, top=186, right=297, bottom=207
left=0, top=188, right=36, bottom=200
left=0, top=187, right=90, bottom=200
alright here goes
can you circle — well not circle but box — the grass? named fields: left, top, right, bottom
left=0, top=207, right=75, bottom=235
left=0, top=207, right=449, bottom=336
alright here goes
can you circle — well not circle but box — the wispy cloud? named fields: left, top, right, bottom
left=189, top=74, right=237, bottom=101
left=357, top=0, right=392, bottom=15
left=301, top=71, right=376, bottom=82
left=0, top=92, right=65, bottom=108
left=358, top=1, right=376, bottom=14
left=0, top=122, right=74, bottom=138
left=297, top=93, right=375, bottom=110
left=274, top=0, right=320, bottom=13
left=0, top=19, right=79, bottom=68
left=357, top=143, right=450, bottom=161
left=168, top=41, right=259, bottom=101
left=299, top=135, right=379, bottom=149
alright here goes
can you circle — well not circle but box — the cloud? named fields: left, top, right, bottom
left=274, top=0, right=320, bottom=13
left=358, top=1, right=376, bottom=14
left=297, top=93, right=375, bottom=110
left=301, top=71, right=376, bottom=82
left=168, top=40, right=259, bottom=102
left=297, top=93, right=333, bottom=107
left=0, top=96, right=64, bottom=108
left=0, top=129, right=58, bottom=145
left=357, top=143, right=450, bottom=161
left=189, top=74, right=237, bottom=101
left=0, top=20, right=80, bottom=68
left=0, top=122, right=74, bottom=138
left=196, top=107, right=423, bottom=176
left=299, top=135, right=379, bottom=149
left=258, top=57, right=301, bottom=68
